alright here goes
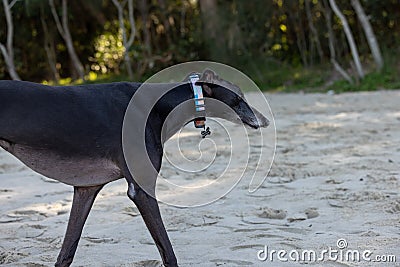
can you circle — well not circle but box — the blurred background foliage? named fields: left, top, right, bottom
left=0, top=0, right=399, bottom=91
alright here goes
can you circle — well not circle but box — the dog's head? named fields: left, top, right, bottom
left=194, top=69, right=269, bottom=129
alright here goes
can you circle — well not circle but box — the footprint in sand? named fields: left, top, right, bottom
left=304, top=207, right=319, bottom=219
left=0, top=209, right=46, bottom=223
left=0, top=250, right=29, bottom=264
left=386, top=200, right=400, bottom=214
left=16, top=224, right=46, bottom=238
left=122, top=206, right=140, bottom=217
left=257, top=207, right=287, bottom=220
left=287, top=208, right=319, bottom=222
left=1, top=202, right=70, bottom=223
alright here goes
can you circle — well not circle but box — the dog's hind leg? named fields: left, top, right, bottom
left=55, top=185, right=104, bottom=267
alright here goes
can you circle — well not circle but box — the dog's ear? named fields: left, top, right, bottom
left=196, top=69, right=219, bottom=96
left=198, top=69, right=218, bottom=84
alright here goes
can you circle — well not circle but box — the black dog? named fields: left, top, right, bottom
left=0, top=69, right=269, bottom=266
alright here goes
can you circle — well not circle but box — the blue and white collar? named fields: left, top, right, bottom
left=189, top=74, right=211, bottom=138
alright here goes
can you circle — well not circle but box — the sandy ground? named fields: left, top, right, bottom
left=0, top=91, right=399, bottom=266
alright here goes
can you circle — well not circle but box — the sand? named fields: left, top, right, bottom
left=0, top=91, right=399, bottom=266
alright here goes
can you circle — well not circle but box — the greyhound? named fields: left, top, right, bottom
left=0, top=69, right=269, bottom=266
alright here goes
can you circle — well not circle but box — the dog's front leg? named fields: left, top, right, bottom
left=55, top=185, right=104, bottom=267
left=128, top=183, right=178, bottom=266
left=125, top=147, right=178, bottom=267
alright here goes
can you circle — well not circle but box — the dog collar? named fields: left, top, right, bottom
left=189, top=74, right=211, bottom=138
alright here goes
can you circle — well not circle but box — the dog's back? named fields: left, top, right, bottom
left=0, top=80, right=139, bottom=186
left=0, top=81, right=137, bottom=151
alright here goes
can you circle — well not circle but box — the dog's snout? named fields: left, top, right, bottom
left=253, top=108, right=269, bottom=128
left=258, top=116, right=270, bottom=128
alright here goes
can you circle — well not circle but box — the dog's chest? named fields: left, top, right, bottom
left=0, top=140, right=122, bottom=186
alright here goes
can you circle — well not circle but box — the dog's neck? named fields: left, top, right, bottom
left=150, top=82, right=204, bottom=142
left=155, top=82, right=194, bottom=116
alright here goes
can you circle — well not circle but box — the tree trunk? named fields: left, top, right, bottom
left=49, top=0, right=85, bottom=81
left=61, top=0, right=85, bottom=80
left=199, top=0, right=225, bottom=60
left=322, top=0, right=353, bottom=83
left=111, top=0, right=136, bottom=80
left=199, top=0, right=218, bottom=41
left=180, top=2, right=187, bottom=38
left=329, top=0, right=364, bottom=79
left=351, top=0, right=383, bottom=70
left=138, top=0, right=151, bottom=56
left=0, top=0, right=21, bottom=80
left=287, top=4, right=308, bottom=67
left=41, top=8, right=60, bottom=83
left=158, top=0, right=171, bottom=44
left=305, top=0, right=324, bottom=62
